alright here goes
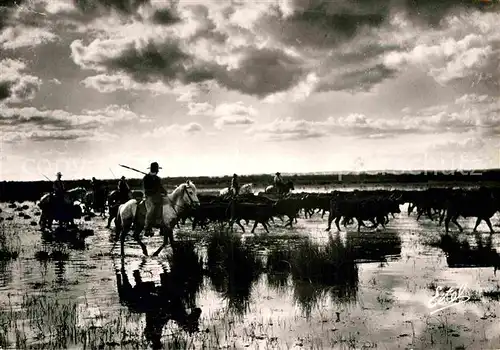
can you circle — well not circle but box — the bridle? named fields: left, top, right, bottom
left=166, top=183, right=198, bottom=216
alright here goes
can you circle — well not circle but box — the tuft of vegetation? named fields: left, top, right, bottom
left=0, top=226, right=19, bottom=261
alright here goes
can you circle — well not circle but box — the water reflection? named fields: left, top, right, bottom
left=40, top=227, right=93, bottom=250
left=437, top=233, right=500, bottom=271
left=115, top=241, right=203, bottom=349
left=345, top=230, right=402, bottom=263
left=266, top=233, right=359, bottom=317
left=206, top=230, right=263, bottom=316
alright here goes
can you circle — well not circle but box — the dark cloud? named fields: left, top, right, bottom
left=216, top=48, right=305, bottom=97
left=0, top=81, right=11, bottom=100
left=107, top=40, right=191, bottom=82
left=73, top=0, right=149, bottom=14
left=151, top=8, right=180, bottom=25
left=317, top=64, right=396, bottom=93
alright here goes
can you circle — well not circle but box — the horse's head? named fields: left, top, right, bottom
left=287, top=181, right=295, bottom=191
left=179, top=180, right=200, bottom=208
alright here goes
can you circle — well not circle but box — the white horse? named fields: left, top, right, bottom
left=114, top=181, right=200, bottom=257
left=219, top=183, right=254, bottom=197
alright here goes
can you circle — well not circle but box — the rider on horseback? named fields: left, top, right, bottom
left=230, top=173, right=240, bottom=197
left=53, top=172, right=66, bottom=215
left=143, top=162, right=167, bottom=237
left=273, top=172, right=284, bottom=195
left=117, top=176, right=130, bottom=204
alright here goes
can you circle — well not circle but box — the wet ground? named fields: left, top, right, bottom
left=1, top=189, right=500, bottom=350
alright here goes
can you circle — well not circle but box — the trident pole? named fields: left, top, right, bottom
left=118, top=164, right=148, bottom=176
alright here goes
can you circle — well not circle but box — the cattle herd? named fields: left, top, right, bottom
left=101, top=186, right=500, bottom=235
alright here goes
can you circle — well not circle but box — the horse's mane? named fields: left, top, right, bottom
left=184, top=180, right=196, bottom=191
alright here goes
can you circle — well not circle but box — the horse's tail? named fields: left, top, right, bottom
left=115, top=206, right=122, bottom=235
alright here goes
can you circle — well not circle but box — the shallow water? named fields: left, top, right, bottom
left=1, top=190, right=500, bottom=349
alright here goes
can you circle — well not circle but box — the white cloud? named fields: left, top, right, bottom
left=187, top=102, right=213, bottom=116
left=0, top=59, right=42, bottom=103
left=0, top=26, right=58, bottom=49
left=382, top=12, right=500, bottom=88
left=0, top=104, right=149, bottom=143
left=81, top=73, right=171, bottom=94
left=143, top=122, right=203, bottom=137
left=214, top=115, right=254, bottom=129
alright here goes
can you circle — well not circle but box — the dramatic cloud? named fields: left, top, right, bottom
left=0, top=59, right=42, bottom=103
left=383, top=11, right=500, bottom=89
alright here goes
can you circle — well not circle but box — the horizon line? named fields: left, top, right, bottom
left=2, top=166, right=499, bottom=182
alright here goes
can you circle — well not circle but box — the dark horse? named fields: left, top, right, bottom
left=83, top=187, right=109, bottom=217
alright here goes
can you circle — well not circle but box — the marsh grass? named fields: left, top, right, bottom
left=0, top=291, right=154, bottom=349
left=206, top=230, right=263, bottom=316
left=0, top=225, right=20, bottom=261
left=264, top=234, right=359, bottom=317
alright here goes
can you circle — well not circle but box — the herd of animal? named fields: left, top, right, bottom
left=35, top=182, right=500, bottom=243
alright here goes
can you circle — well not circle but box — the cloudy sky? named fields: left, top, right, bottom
left=0, top=0, right=499, bottom=180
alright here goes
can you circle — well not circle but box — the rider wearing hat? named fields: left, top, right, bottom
left=143, top=162, right=167, bottom=237
left=53, top=172, right=66, bottom=216
left=117, top=176, right=130, bottom=204
left=53, top=172, right=65, bottom=197
left=230, top=173, right=240, bottom=197
left=273, top=172, right=284, bottom=194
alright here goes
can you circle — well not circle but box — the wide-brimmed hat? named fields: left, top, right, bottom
left=121, top=176, right=126, bottom=180
left=275, top=172, right=281, bottom=175
left=148, top=162, right=162, bottom=170
left=233, top=173, right=238, bottom=177
left=56, top=172, right=62, bottom=176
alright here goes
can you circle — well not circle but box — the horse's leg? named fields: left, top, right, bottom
left=250, top=221, right=258, bottom=234
left=325, top=211, right=333, bottom=231
left=335, top=217, right=342, bottom=232
left=451, top=216, right=463, bottom=232
left=237, top=220, right=246, bottom=233
left=262, top=221, right=270, bottom=234
left=133, top=230, right=149, bottom=256
left=152, top=227, right=174, bottom=257
left=485, top=218, right=495, bottom=233
left=472, top=218, right=482, bottom=232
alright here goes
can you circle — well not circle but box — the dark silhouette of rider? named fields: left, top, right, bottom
left=53, top=172, right=66, bottom=218
left=143, top=162, right=167, bottom=237
left=117, top=176, right=130, bottom=204
left=231, top=173, right=240, bottom=197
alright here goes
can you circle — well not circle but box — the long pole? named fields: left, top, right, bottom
left=119, top=164, right=148, bottom=175
left=109, top=168, right=117, bottom=179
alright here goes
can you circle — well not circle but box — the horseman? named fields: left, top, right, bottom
left=143, top=162, right=167, bottom=237
left=53, top=172, right=67, bottom=219
left=117, top=176, right=131, bottom=204
left=230, top=173, right=240, bottom=197
left=273, top=172, right=284, bottom=195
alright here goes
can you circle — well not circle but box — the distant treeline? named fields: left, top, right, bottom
left=1, top=169, right=500, bottom=202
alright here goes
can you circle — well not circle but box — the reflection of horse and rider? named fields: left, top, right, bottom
left=115, top=260, right=202, bottom=349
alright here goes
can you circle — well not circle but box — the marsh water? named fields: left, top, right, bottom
left=1, top=187, right=500, bottom=349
